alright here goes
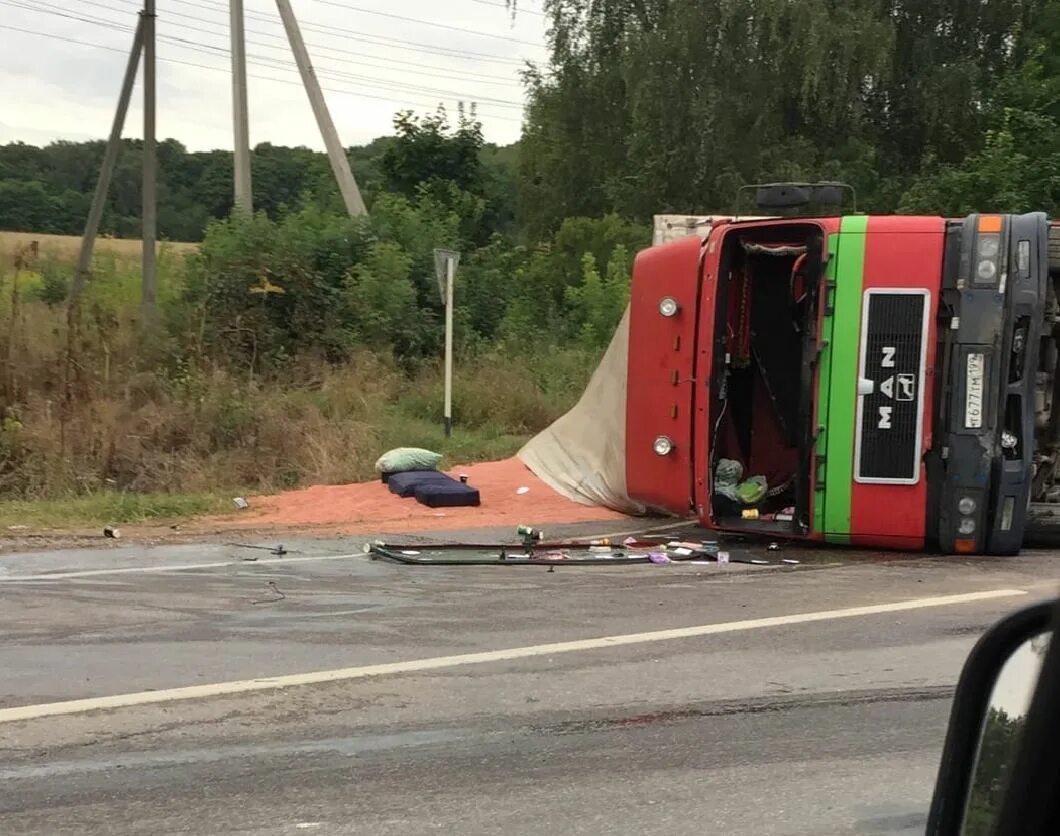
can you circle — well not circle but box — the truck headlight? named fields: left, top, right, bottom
left=974, top=234, right=1000, bottom=286
left=653, top=435, right=674, bottom=456
left=976, top=260, right=998, bottom=282
left=977, top=235, right=1000, bottom=259
left=958, top=496, right=977, bottom=515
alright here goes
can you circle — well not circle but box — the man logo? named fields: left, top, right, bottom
left=878, top=406, right=893, bottom=430
left=896, top=373, right=916, bottom=402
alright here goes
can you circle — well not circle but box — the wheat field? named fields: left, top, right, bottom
left=0, top=230, right=197, bottom=265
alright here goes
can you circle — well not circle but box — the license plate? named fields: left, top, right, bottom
left=965, top=353, right=985, bottom=429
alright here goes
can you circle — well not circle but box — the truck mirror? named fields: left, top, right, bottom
left=926, top=602, right=1054, bottom=834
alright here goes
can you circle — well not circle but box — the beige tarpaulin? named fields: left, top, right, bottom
left=518, top=307, right=645, bottom=514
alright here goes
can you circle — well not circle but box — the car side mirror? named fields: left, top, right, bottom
left=927, top=602, right=1054, bottom=835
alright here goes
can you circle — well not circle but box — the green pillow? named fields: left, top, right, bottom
left=375, top=447, right=443, bottom=474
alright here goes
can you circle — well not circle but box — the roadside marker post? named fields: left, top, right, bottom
left=434, top=249, right=461, bottom=437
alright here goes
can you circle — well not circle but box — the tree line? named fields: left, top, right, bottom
left=3, top=0, right=1060, bottom=370
left=515, top=0, right=1060, bottom=233
left=0, top=124, right=514, bottom=245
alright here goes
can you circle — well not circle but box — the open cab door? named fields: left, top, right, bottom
left=695, top=219, right=832, bottom=538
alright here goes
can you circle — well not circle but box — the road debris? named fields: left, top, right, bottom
left=103, top=526, right=121, bottom=539
left=252, top=581, right=286, bottom=605
left=228, top=542, right=288, bottom=556
left=233, top=497, right=250, bottom=510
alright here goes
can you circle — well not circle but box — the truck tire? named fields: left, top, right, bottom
left=1050, top=224, right=1060, bottom=274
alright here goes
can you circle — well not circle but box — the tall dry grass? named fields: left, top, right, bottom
left=0, top=234, right=595, bottom=501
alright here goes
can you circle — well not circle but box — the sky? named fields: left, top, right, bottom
left=0, top=0, right=548, bottom=151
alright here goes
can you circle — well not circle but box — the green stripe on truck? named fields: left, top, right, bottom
left=814, top=233, right=839, bottom=535
left=821, top=216, right=868, bottom=542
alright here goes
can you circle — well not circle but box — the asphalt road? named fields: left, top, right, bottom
left=0, top=528, right=1057, bottom=835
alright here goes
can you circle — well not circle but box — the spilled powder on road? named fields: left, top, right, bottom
left=225, top=458, right=630, bottom=533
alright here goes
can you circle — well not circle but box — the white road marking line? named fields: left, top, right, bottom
left=0, top=551, right=368, bottom=582
left=0, top=588, right=1025, bottom=725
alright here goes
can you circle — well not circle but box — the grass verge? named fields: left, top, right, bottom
left=0, top=492, right=232, bottom=530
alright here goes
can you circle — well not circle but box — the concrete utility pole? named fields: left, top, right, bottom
left=70, top=16, right=145, bottom=307
left=274, top=0, right=368, bottom=216
left=230, top=0, right=253, bottom=214
left=141, top=0, right=158, bottom=315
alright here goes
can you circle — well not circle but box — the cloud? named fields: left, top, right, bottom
left=0, top=0, right=546, bottom=150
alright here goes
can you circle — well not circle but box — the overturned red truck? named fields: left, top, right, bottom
left=624, top=184, right=1060, bottom=554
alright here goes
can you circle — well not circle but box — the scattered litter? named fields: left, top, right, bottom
left=767, top=542, right=781, bottom=552
left=668, top=541, right=705, bottom=550
left=517, top=526, right=544, bottom=548
left=649, top=553, right=672, bottom=564
left=717, top=551, right=730, bottom=563
left=672, top=547, right=694, bottom=557
left=251, top=581, right=286, bottom=605
left=103, top=526, right=121, bottom=539
left=170, top=524, right=181, bottom=531
left=516, top=486, right=530, bottom=495
left=782, top=558, right=801, bottom=565
left=736, top=475, right=768, bottom=505
left=228, top=542, right=288, bottom=556
left=6, top=525, right=28, bottom=531
left=233, top=497, right=250, bottom=510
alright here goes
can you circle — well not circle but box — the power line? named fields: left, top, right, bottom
left=469, top=0, right=545, bottom=16
left=170, top=0, right=530, bottom=66
left=0, top=22, right=524, bottom=123
left=311, top=0, right=545, bottom=47
left=5, top=1, right=526, bottom=109
left=89, top=0, right=522, bottom=86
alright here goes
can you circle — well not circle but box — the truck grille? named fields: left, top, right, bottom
left=855, top=291, right=929, bottom=483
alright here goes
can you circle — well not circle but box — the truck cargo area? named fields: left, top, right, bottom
left=709, top=222, right=824, bottom=534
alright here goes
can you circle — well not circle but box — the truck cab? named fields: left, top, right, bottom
left=626, top=186, right=1060, bottom=554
